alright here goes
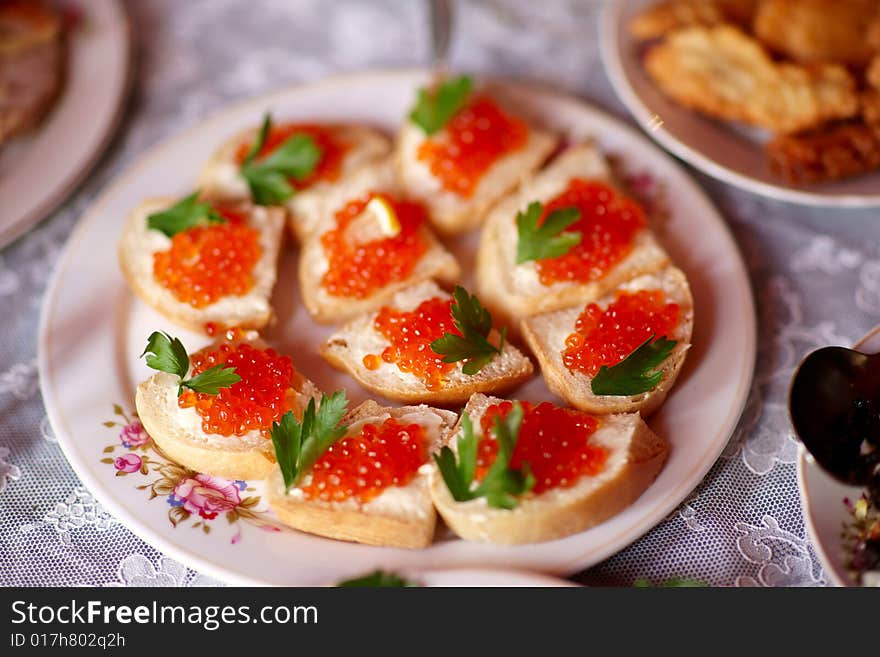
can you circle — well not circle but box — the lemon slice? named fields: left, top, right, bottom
left=366, top=196, right=401, bottom=238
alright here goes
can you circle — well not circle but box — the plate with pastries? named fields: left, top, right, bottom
left=0, top=0, right=130, bottom=248
left=38, top=70, right=755, bottom=585
left=601, top=0, right=880, bottom=207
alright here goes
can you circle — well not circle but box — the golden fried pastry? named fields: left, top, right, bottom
left=767, top=121, right=880, bottom=184
left=644, top=25, right=859, bottom=134
left=753, top=0, right=880, bottom=68
left=629, top=0, right=756, bottom=41
left=0, top=0, right=65, bottom=145
left=868, top=55, right=880, bottom=92
left=860, top=89, right=880, bottom=134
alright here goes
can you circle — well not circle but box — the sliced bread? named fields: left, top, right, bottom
left=265, top=400, right=458, bottom=548
left=429, top=393, right=669, bottom=544
left=320, top=280, right=533, bottom=404
left=521, top=267, right=694, bottom=416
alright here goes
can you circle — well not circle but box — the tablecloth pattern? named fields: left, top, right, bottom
left=2, top=0, right=879, bottom=587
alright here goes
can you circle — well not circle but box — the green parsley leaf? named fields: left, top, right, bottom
left=146, top=191, right=225, bottom=237
left=269, top=391, right=349, bottom=491
left=336, top=570, right=421, bottom=588
left=433, top=402, right=533, bottom=510
left=477, top=403, right=533, bottom=509
left=430, top=286, right=506, bottom=375
left=181, top=364, right=241, bottom=395
left=433, top=413, right=479, bottom=502
left=590, top=334, right=677, bottom=396
left=409, top=75, right=473, bottom=135
left=240, top=113, right=322, bottom=205
left=140, top=332, right=240, bottom=397
left=633, top=577, right=707, bottom=588
left=515, top=201, right=582, bottom=264
left=141, top=331, right=189, bottom=379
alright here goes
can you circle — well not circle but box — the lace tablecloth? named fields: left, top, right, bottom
left=2, top=0, right=878, bottom=587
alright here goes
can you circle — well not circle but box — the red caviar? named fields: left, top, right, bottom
left=320, top=192, right=427, bottom=298
left=235, top=123, right=348, bottom=190
left=477, top=401, right=607, bottom=494
left=365, top=296, right=459, bottom=391
left=562, top=290, right=680, bottom=376
left=153, top=207, right=261, bottom=308
left=301, top=418, right=427, bottom=503
left=534, top=180, right=647, bottom=286
left=417, top=95, right=528, bottom=198
left=178, top=342, right=301, bottom=438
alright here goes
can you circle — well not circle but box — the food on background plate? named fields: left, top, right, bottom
left=135, top=330, right=320, bottom=480
left=643, top=25, right=859, bottom=135
left=428, top=394, right=668, bottom=544
left=198, top=112, right=390, bottom=241
left=0, top=0, right=66, bottom=145
left=630, top=0, right=880, bottom=185
left=752, top=0, right=880, bottom=67
left=521, top=267, right=693, bottom=416
left=476, top=143, right=669, bottom=328
left=628, top=0, right=756, bottom=41
left=321, top=280, right=533, bottom=404
left=395, top=75, right=558, bottom=235
left=265, top=395, right=458, bottom=548
left=297, top=158, right=460, bottom=324
left=118, top=194, right=285, bottom=332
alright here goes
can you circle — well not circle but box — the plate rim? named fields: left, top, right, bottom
left=38, top=69, right=757, bottom=585
left=0, top=0, right=133, bottom=248
left=598, top=0, right=880, bottom=209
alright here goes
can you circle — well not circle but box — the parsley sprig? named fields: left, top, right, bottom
left=409, top=75, right=473, bottom=135
left=434, top=402, right=534, bottom=510
left=140, top=331, right=241, bottom=396
left=270, top=391, right=349, bottom=492
left=336, top=570, right=421, bottom=588
left=430, top=286, right=507, bottom=375
left=146, top=191, right=225, bottom=237
left=515, top=201, right=582, bottom=264
left=590, top=334, right=677, bottom=396
left=240, top=113, right=322, bottom=205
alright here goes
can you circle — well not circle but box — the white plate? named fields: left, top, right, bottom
left=38, top=71, right=756, bottom=586
left=599, top=0, right=880, bottom=208
left=403, top=568, right=574, bottom=588
left=0, top=0, right=130, bottom=248
left=798, top=325, right=880, bottom=587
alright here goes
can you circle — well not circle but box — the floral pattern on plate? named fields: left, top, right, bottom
left=98, top=404, right=281, bottom=543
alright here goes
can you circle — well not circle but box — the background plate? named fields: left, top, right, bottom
left=600, top=0, right=880, bottom=208
left=0, top=0, right=130, bottom=248
left=38, top=71, right=755, bottom=585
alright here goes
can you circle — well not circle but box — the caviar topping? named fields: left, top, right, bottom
left=533, top=180, right=648, bottom=286
left=563, top=290, right=681, bottom=377
left=477, top=401, right=606, bottom=494
left=320, top=192, right=427, bottom=298
left=178, top=342, right=302, bottom=438
left=367, top=296, right=458, bottom=390
left=153, top=206, right=262, bottom=308
left=417, top=95, right=528, bottom=198
left=301, top=417, right=428, bottom=503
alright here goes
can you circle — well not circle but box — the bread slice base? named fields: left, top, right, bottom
left=265, top=401, right=458, bottom=548
left=135, top=339, right=320, bottom=481
left=521, top=267, right=693, bottom=416
left=118, top=198, right=285, bottom=333
left=475, top=143, right=670, bottom=330
left=197, top=124, right=391, bottom=242
left=429, top=394, right=669, bottom=544
left=320, top=281, right=533, bottom=405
